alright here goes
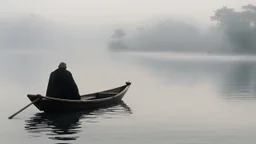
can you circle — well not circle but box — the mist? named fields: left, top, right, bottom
left=0, top=14, right=114, bottom=90
left=0, top=14, right=112, bottom=52
left=2, top=2, right=256, bottom=144
left=0, top=3, right=255, bottom=55
left=109, top=20, right=229, bottom=53
left=108, top=4, right=256, bottom=55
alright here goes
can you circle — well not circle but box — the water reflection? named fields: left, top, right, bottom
left=220, top=62, right=256, bottom=100
left=113, top=53, right=256, bottom=101
left=25, top=101, right=132, bottom=144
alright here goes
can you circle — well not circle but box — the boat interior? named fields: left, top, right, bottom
left=81, top=85, right=127, bottom=100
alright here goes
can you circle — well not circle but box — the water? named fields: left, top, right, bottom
left=1, top=49, right=256, bottom=144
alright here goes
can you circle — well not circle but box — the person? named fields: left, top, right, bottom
left=46, top=62, right=81, bottom=100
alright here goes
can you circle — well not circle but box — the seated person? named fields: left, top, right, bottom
left=46, top=62, right=81, bottom=100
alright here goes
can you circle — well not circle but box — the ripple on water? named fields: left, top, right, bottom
left=24, top=101, right=132, bottom=143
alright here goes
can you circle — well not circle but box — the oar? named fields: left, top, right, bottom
left=8, top=97, right=41, bottom=119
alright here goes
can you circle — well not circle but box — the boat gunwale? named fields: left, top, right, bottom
left=27, top=83, right=131, bottom=103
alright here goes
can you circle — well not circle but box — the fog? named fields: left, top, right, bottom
left=0, top=1, right=256, bottom=88
left=109, top=19, right=229, bottom=53
left=1, top=0, right=254, bottom=24
left=0, top=0, right=255, bottom=54
left=108, top=4, right=256, bottom=55
left=2, top=2, right=256, bottom=143
left=0, top=15, right=112, bottom=51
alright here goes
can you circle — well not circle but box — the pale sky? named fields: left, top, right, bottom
left=0, top=0, right=255, bottom=25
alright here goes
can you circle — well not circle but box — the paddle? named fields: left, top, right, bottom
left=8, top=96, right=42, bottom=119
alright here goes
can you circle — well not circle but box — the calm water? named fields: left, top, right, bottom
left=1, top=49, right=256, bottom=144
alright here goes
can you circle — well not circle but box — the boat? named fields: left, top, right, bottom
left=27, top=81, right=131, bottom=113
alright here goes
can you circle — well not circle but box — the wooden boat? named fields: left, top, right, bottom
left=27, top=82, right=131, bottom=113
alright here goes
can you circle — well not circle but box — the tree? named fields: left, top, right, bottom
left=111, top=29, right=126, bottom=39
left=211, top=4, right=256, bottom=54
left=108, top=28, right=128, bottom=51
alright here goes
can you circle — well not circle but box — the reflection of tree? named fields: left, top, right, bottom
left=119, top=54, right=256, bottom=101
left=220, top=62, right=256, bottom=100
left=133, top=56, right=229, bottom=84
left=25, top=100, right=132, bottom=144
left=140, top=57, right=256, bottom=100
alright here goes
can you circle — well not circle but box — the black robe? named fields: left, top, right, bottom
left=46, top=68, right=80, bottom=100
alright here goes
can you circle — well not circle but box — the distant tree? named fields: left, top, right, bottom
left=211, top=4, right=256, bottom=54
left=111, top=29, right=126, bottom=39
left=108, top=28, right=128, bottom=51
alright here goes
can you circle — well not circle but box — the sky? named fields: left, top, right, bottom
left=1, top=0, right=256, bottom=26
left=0, top=0, right=256, bottom=53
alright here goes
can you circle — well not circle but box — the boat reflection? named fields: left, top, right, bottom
left=25, top=100, right=132, bottom=143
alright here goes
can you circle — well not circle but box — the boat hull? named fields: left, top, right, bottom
left=27, top=82, right=131, bottom=113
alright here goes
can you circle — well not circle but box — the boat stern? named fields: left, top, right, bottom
left=27, top=94, right=45, bottom=111
left=27, top=94, right=41, bottom=101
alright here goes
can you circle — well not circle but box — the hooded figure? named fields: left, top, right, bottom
left=46, top=62, right=80, bottom=100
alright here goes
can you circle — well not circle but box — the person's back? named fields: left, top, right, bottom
left=46, top=62, right=80, bottom=100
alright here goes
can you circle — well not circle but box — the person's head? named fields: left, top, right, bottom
left=58, top=62, right=67, bottom=69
